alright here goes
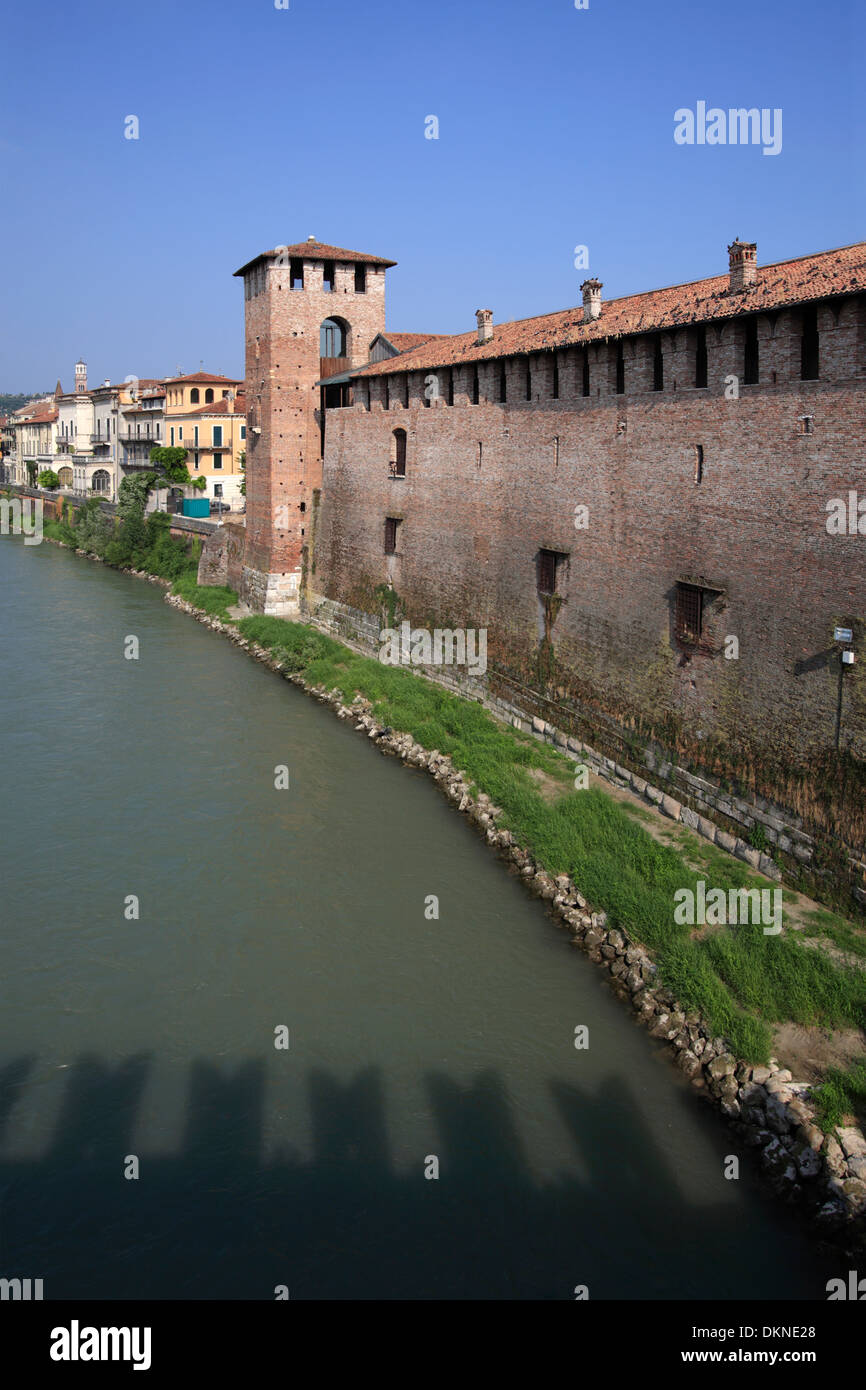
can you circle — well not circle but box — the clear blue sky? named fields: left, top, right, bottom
left=1, top=0, right=862, bottom=391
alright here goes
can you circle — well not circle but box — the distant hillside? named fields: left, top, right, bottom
left=0, top=392, right=53, bottom=415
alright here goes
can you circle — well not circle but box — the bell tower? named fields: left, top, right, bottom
left=75, top=359, right=88, bottom=394
left=233, top=237, right=395, bottom=614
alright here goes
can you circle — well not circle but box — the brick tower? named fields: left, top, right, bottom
left=233, top=237, right=396, bottom=613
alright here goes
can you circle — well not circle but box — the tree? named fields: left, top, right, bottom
left=148, top=445, right=206, bottom=492
left=25, top=462, right=37, bottom=485
left=38, top=468, right=61, bottom=489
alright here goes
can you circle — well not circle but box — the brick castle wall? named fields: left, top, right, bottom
left=311, top=296, right=866, bottom=849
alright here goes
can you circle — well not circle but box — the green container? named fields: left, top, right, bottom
left=182, top=497, right=210, bottom=518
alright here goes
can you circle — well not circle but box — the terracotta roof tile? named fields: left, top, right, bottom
left=352, top=242, right=866, bottom=378
left=180, top=392, right=246, bottom=417
left=160, top=371, right=242, bottom=385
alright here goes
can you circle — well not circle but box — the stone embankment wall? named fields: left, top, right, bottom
left=162, top=585, right=866, bottom=1242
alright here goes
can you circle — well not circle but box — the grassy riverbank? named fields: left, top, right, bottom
left=16, top=497, right=866, bottom=1116
left=234, top=614, right=866, bottom=1075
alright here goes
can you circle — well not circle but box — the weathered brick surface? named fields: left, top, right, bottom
left=314, top=297, right=866, bottom=789
left=241, top=253, right=387, bottom=612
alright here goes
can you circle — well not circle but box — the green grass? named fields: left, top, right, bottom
left=232, top=612, right=866, bottom=1065
left=802, top=907, right=866, bottom=961
left=172, top=573, right=238, bottom=622
left=813, top=1061, right=866, bottom=1130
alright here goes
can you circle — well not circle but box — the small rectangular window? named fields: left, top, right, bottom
left=499, top=364, right=507, bottom=403
left=744, top=318, right=759, bottom=385
left=471, top=367, right=480, bottom=405
left=355, top=265, right=366, bottom=294
left=537, top=549, right=559, bottom=595
left=694, top=325, right=707, bottom=388
left=213, top=454, right=223, bottom=469
left=323, top=260, right=335, bottom=292
left=674, top=583, right=703, bottom=644
left=384, top=517, right=399, bottom=554
left=652, top=334, right=663, bottom=391
left=582, top=351, right=590, bottom=397
left=525, top=360, right=532, bottom=401
left=446, top=369, right=454, bottom=406
left=290, top=258, right=304, bottom=290
left=801, top=305, right=819, bottom=380
left=552, top=356, right=560, bottom=399
left=615, top=343, right=624, bottom=395
left=213, top=425, right=223, bottom=446
left=694, top=444, right=703, bottom=484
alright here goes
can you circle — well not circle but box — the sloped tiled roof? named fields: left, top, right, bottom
left=378, top=332, right=449, bottom=352
left=234, top=239, right=396, bottom=276
left=182, top=392, right=246, bottom=417
left=160, top=371, right=242, bottom=385
left=352, top=242, right=866, bottom=378
left=20, top=408, right=58, bottom=424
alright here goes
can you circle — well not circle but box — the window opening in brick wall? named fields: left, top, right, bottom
left=582, top=351, right=590, bottom=397
left=355, top=264, right=366, bottom=294
left=674, top=583, right=703, bottom=644
left=323, top=260, right=335, bottom=292
left=290, top=258, right=304, bottom=290
left=615, top=342, right=624, bottom=395
left=537, top=549, right=561, bottom=595
left=471, top=367, right=480, bottom=404
left=694, top=325, right=707, bottom=387
left=499, top=364, right=507, bottom=402
left=390, top=428, right=407, bottom=478
left=744, top=317, right=759, bottom=384
left=552, top=356, right=560, bottom=399
left=652, top=334, right=663, bottom=391
left=384, top=517, right=400, bottom=555
left=800, top=415, right=814, bottom=434
left=525, top=360, right=532, bottom=401
left=801, top=305, right=819, bottom=380
left=694, top=444, right=703, bottom=484
left=553, top=436, right=560, bottom=467
left=446, top=369, right=454, bottom=406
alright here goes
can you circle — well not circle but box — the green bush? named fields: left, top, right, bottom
left=38, top=468, right=60, bottom=489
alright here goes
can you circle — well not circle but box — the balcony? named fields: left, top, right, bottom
left=319, top=356, right=350, bottom=379
left=89, top=435, right=112, bottom=447
left=119, top=432, right=158, bottom=445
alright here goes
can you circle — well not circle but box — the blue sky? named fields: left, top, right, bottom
left=1, top=0, right=862, bottom=390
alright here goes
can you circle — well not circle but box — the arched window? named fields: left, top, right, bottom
left=92, top=469, right=111, bottom=493
left=390, top=428, right=407, bottom=478
left=190, top=388, right=200, bottom=403
left=320, top=318, right=348, bottom=358
left=204, top=388, right=214, bottom=403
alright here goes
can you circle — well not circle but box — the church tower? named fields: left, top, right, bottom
left=75, top=359, right=88, bottom=394
left=233, top=237, right=395, bottom=614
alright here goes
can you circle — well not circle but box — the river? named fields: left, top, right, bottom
left=0, top=535, right=844, bottom=1299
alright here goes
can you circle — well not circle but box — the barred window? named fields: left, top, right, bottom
left=537, top=549, right=559, bottom=595
left=674, top=583, right=703, bottom=644
left=384, top=517, right=400, bottom=555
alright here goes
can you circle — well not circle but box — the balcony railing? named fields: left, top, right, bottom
left=319, top=356, right=350, bottom=379
left=89, top=435, right=113, bottom=446
left=119, top=432, right=159, bottom=444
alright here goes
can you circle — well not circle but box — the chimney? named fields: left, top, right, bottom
left=226, top=390, right=235, bottom=415
left=581, top=279, right=603, bottom=323
left=475, top=308, right=493, bottom=345
left=728, top=239, right=757, bottom=293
